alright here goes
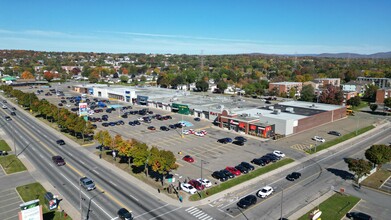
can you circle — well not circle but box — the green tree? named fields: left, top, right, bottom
left=384, top=97, right=391, bottom=108
left=195, top=80, right=209, bottom=92
left=120, top=75, right=129, bottom=83
left=217, top=80, right=228, bottom=93
left=370, top=104, right=378, bottom=112
left=363, top=84, right=379, bottom=102
left=299, top=84, right=315, bottom=102
left=365, top=145, right=391, bottom=169
left=346, top=96, right=361, bottom=107
left=345, top=158, right=373, bottom=183
left=289, top=87, right=296, bottom=98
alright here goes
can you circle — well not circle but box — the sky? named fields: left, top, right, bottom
left=0, top=0, right=390, bottom=55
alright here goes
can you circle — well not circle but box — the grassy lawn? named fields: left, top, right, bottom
left=189, top=158, right=294, bottom=201
left=361, top=168, right=391, bottom=190
left=351, top=102, right=368, bottom=110
left=17, top=182, right=72, bottom=220
left=0, top=155, right=27, bottom=174
left=306, top=125, right=375, bottom=154
left=298, top=193, right=360, bottom=220
left=0, top=139, right=12, bottom=151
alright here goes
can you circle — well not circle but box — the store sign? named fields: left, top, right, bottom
left=79, top=103, right=88, bottom=116
left=19, top=199, right=43, bottom=220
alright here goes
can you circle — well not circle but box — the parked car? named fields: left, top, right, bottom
left=116, top=120, right=125, bottom=125
left=147, top=126, right=156, bottom=130
left=232, top=140, right=244, bottom=146
left=160, top=126, right=170, bottom=131
left=56, top=139, right=65, bottom=145
left=313, top=136, right=325, bottom=142
left=102, top=122, right=109, bottom=127
left=265, top=153, right=280, bottom=161
left=211, top=171, right=228, bottom=182
left=328, top=131, right=341, bottom=136
left=180, top=183, right=197, bottom=194
left=182, top=155, right=194, bottom=163
left=235, top=136, right=247, bottom=142
left=80, top=177, right=96, bottom=191
left=346, top=212, right=372, bottom=220
left=128, top=121, right=135, bottom=126
left=273, top=150, right=285, bottom=158
left=286, top=172, right=302, bottom=181
left=240, top=162, right=255, bottom=171
left=52, top=155, right=66, bottom=166
left=257, top=186, right=274, bottom=198
left=225, top=166, right=241, bottom=176
left=169, top=124, right=177, bottom=129
left=221, top=169, right=235, bottom=179
left=194, top=117, right=201, bottom=121
left=117, top=208, right=133, bottom=220
left=235, top=164, right=249, bottom=174
left=188, top=179, right=205, bottom=190
left=251, top=158, right=266, bottom=166
left=194, top=131, right=205, bottom=137
left=196, top=178, right=212, bottom=188
left=237, top=195, right=257, bottom=209
left=217, top=138, right=233, bottom=144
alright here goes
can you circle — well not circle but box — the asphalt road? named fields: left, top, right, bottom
left=198, top=122, right=391, bottom=220
left=0, top=96, right=203, bottom=220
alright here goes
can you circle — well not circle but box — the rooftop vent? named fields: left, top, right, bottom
left=273, top=109, right=281, bottom=114
left=268, top=106, right=274, bottom=110
left=285, top=107, right=294, bottom=113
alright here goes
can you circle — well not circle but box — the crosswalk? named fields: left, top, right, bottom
left=185, top=207, right=215, bottom=220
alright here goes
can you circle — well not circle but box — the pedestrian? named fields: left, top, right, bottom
left=158, top=188, right=160, bottom=193
left=179, top=195, right=183, bottom=203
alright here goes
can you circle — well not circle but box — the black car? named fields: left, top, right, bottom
left=235, top=164, right=249, bottom=174
left=346, top=212, right=372, bottom=220
left=232, top=140, right=244, bottom=146
left=251, top=158, right=266, bottom=166
left=240, top=162, right=255, bottom=171
left=217, top=138, right=233, bottom=144
left=328, top=131, right=341, bottom=136
left=169, top=124, right=177, bottom=129
left=235, top=136, right=247, bottom=142
left=266, top=153, right=281, bottom=160
left=221, top=169, right=235, bottom=179
left=128, top=121, right=135, bottom=126
left=175, top=123, right=183, bottom=128
left=133, top=120, right=140, bottom=125
left=194, top=117, right=201, bottom=121
left=121, top=114, right=128, bottom=118
left=56, top=139, right=65, bottom=145
left=102, top=122, right=109, bottom=127
left=116, top=120, right=125, bottom=125
left=237, top=195, right=257, bottom=209
left=109, top=122, right=116, bottom=126
left=102, top=115, right=109, bottom=121
left=10, top=112, right=16, bottom=116
left=160, top=126, right=170, bottom=131
left=117, top=208, right=133, bottom=220
left=212, top=171, right=228, bottom=182
left=106, top=109, right=112, bottom=113
left=286, top=172, right=302, bottom=181
left=11, top=107, right=16, bottom=111
left=262, top=155, right=277, bottom=162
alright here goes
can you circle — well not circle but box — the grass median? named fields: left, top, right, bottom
left=361, top=168, right=391, bottom=192
left=0, top=155, right=27, bottom=174
left=298, top=193, right=360, bottom=220
left=189, top=158, right=294, bottom=201
left=0, top=139, right=12, bottom=151
left=17, top=182, right=72, bottom=220
left=305, top=125, right=375, bottom=154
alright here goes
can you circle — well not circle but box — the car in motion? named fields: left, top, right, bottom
left=182, top=155, right=194, bottom=163
left=237, top=195, right=257, bottom=209
left=257, top=186, right=274, bottom=198
left=56, top=139, right=65, bottom=145
left=328, top=131, right=341, bottom=136
left=4, top=116, right=11, bottom=121
left=196, top=178, right=212, bottom=188
left=286, top=172, right=301, bottom=181
left=312, top=136, right=325, bottom=142
left=80, top=177, right=96, bottom=191
left=180, top=183, right=197, bottom=194
left=117, top=208, right=133, bottom=220
left=52, top=155, right=66, bottom=166
left=346, top=212, right=372, bottom=220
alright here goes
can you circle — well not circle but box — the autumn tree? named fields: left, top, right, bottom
left=299, top=84, right=315, bottom=102
left=121, top=67, right=129, bottom=75
left=94, top=130, right=111, bottom=148
left=43, top=71, right=54, bottom=81
left=365, top=145, right=391, bottom=169
left=345, top=158, right=373, bottom=183
left=319, top=84, right=344, bottom=105
left=21, top=70, right=34, bottom=79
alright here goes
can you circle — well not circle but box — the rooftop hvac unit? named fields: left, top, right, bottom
left=285, top=107, right=294, bottom=113
left=268, top=106, right=274, bottom=110
left=273, top=109, right=281, bottom=114
left=241, top=113, right=248, bottom=117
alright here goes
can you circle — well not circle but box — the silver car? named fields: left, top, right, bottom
left=80, top=177, right=96, bottom=191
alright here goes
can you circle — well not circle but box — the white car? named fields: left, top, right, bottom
left=312, top=136, right=325, bottom=143
left=137, top=117, right=144, bottom=121
left=197, top=178, right=212, bottom=188
left=2, top=105, right=7, bottom=109
left=273, top=150, right=285, bottom=158
left=181, top=183, right=197, bottom=194
left=182, top=130, right=190, bottom=135
left=257, top=186, right=274, bottom=198
left=194, top=131, right=205, bottom=137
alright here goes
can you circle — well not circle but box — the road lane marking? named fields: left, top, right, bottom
left=147, top=206, right=181, bottom=220
left=128, top=194, right=138, bottom=202
left=133, top=203, right=169, bottom=218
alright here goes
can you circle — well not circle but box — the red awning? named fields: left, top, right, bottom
left=250, top=125, right=256, bottom=130
left=239, top=122, right=245, bottom=128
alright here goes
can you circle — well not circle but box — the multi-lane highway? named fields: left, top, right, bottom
left=0, top=97, right=210, bottom=220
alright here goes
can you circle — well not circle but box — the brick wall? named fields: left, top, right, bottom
left=332, top=107, right=346, bottom=121
left=294, top=111, right=332, bottom=133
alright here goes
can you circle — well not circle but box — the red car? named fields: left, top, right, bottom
left=182, top=155, right=194, bottom=163
left=225, top=166, right=241, bottom=176
left=188, top=179, right=205, bottom=190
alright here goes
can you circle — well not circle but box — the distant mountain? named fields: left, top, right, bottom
left=247, top=52, right=391, bottom=58
left=313, top=52, right=391, bottom=58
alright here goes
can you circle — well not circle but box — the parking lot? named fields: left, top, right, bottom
left=17, top=84, right=383, bottom=189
